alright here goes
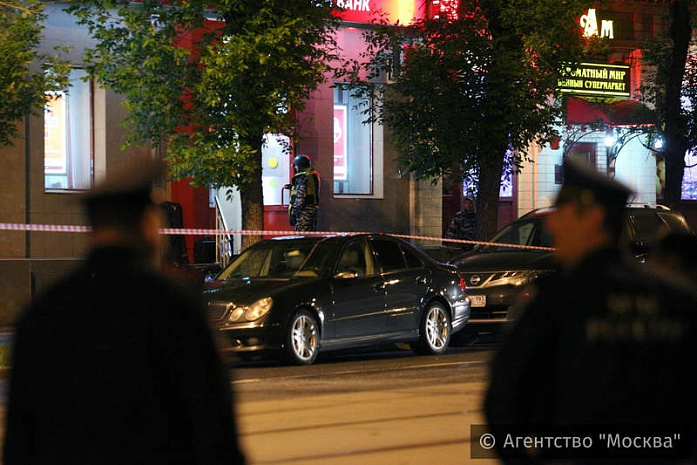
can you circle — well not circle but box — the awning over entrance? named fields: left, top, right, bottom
left=565, top=97, right=654, bottom=125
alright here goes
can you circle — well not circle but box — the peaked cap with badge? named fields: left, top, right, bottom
left=555, top=157, right=632, bottom=214
left=82, top=155, right=167, bottom=224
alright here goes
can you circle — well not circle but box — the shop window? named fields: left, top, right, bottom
left=44, top=68, right=92, bottom=191
left=682, top=150, right=697, bottom=200
left=262, top=133, right=291, bottom=205
left=333, top=84, right=382, bottom=197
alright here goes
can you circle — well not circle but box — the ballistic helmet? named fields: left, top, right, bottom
left=293, top=154, right=312, bottom=170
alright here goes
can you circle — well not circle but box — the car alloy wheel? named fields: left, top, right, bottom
left=411, top=302, right=451, bottom=356
left=286, top=310, right=319, bottom=365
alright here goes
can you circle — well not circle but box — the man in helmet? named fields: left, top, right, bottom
left=288, top=154, right=320, bottom=231
left=444, top=194, right=478, bottom=250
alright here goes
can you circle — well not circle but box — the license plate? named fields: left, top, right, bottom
left=470, top=295, right=486, bottom=307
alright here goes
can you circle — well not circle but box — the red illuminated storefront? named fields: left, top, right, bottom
left=171, top=0, right=437, bottom=261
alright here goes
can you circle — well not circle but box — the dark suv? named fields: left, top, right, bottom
left=447, top=204, right=693, bottom=343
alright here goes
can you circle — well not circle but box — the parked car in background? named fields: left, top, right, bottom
left=447, top=204, right=692, bottom=343
left=204, top=233, right=471, bottom=365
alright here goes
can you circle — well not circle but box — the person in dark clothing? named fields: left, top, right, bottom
left=3, top=155, right=247, bottom=465
left=444, top=195, right=478, bottom=250
left=484, top=159, right=697, bottom=463
left=649, top=230, right=697, bottom=284
left=288, top=154, right=320, bottom=231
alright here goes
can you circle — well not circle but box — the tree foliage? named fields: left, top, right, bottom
left=342, top=0, right=593, bottom=238
left=67, top=0, right=339, bottom=242
left=0, top=1, right=70, bottom=146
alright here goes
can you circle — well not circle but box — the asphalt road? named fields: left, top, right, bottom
left=0, top=342, right=498, bottom=465
left=231, top=343, right=499, bottom=465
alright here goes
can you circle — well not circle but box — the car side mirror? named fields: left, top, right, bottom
left=334, top=271, right=359, bottom=280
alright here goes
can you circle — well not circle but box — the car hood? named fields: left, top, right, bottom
left=203, top=277, right=321, bottom=304
left=451, top=250, right=558, bottom=272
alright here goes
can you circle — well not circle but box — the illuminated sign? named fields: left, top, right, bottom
left=580, top=9, right=614, bottom=39
left=558, top=63, right=630, bottom=98
left=334, top=0, right=424, bottom=25
left=333, top=105, right=348, bottom=181
left=44, top=93, right=67, bottom=175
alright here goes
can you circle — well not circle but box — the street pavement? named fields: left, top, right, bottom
left=0, top=348, right=497, bottom=465
left=230, top=348, right=497, bottom=464
left=235, top=378, right=494, bottom=464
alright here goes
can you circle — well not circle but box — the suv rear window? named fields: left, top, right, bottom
left=627, top=211, right=667, bottom=246
left=659, top=212, right=690, bottom=234
left=487, top=218, right=551, bottom=250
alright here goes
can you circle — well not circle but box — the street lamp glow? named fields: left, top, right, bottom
left=604, top=132, right=616, bottom=148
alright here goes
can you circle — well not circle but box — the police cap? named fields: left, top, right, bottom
left=82, top=155, right=167, bottom=225
left=555, top=158, right=632, bottom=213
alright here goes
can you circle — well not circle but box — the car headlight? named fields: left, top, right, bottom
left=487, top=271, right=533, bottom=287
left=245, top=297, right=273, bottom=321
left=228, top=306, right=245, bottom=323
left=506, top=270, right=553, bottom=287
left=509, top=271, right=533, bottom=287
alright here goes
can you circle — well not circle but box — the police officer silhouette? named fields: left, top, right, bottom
left=288, top=154, right=320, bottom=231
left=484, top=159, right=697, bottom=463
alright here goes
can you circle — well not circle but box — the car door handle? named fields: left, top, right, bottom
left=372, top=282, right=386, bottom=291
left=415, top=276, right=428, bottom=284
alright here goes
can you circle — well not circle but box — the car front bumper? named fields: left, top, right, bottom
left=465, top=285, right=521, bottom=324
left=215, top=321, right=285, bottom=356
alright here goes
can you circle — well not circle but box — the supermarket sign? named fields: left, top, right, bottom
left=558, top=63, right=631, bottom=98
left=333, top=0, right=425, bottom=25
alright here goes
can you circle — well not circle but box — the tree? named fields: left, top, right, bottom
left=0, top=1, right=70, bottom=146
left=640, top=0, right=695, bottom=209
left=67, top=0, right=339, bottom=246
left=342, top=0, right=593, bottom=239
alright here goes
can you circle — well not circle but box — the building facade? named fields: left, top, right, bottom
left=0, top=1, right=442, bottom=324
left=0, top=5, right=158, bottom=324
left=517, top=1, right=697, bottom=224
left=1, top=0, right=695, bottom=324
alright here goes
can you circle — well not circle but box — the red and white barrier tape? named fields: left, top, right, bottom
left=0, top=222, right=555, bottom=251
left=0, top=223, right=91, bottom=233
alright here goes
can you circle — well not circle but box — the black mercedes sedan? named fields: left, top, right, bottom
left=204, top=233, right=471, bottom=365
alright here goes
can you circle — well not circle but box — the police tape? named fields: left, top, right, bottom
left=0, top=222, right=555, bottom=251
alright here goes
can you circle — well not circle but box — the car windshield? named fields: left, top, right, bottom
left=218, top=240, right=337, bottom=280
left=484, top=218, right=554, bottom=251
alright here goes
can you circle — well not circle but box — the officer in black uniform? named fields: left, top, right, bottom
left=484, top=158, right=697, bottom=463
left=3, top=155, right=247, bottom=465
left=288, top=154, right=320, bottom=231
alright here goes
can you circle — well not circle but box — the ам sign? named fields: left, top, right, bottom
left=558, top=63, right=630, bottom=98
left=333, top=0, right=423, bottom=25
left=580, top=8, right=614, bottom=39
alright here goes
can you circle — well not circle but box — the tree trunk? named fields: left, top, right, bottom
left=662, top=0, right=691, bottom=209
left=477, top=153, right=505, bottom=241
left=474, top=0, right=516, bottom=240
left=240, top=137, right=265, bottom=249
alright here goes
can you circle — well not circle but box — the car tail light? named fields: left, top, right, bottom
left=459, top=274, right=467, bottom=292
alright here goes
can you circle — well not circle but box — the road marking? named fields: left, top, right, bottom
left=231, top=359, right=487, bottom=385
